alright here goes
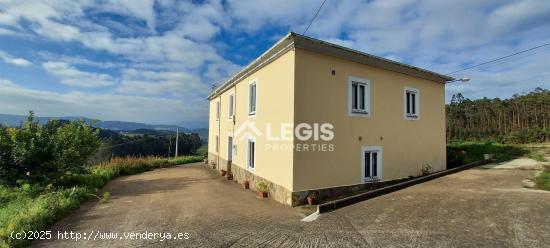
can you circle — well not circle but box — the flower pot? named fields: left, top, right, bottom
left=221, top=170, right=226, bottom=176
left=258, top=191, right=268, bottom=198
left=307, top=196, right=315, bottom=205
left=244, top=181, right=250, bottom=189
left=226, top=173, right=233, bottom=180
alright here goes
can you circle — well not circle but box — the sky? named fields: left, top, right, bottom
left=0, top=0, right=549, bottom=128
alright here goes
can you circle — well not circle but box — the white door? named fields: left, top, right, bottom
left=227, top=136, right=233, bottom=161
left=362, top=146, right=382, bottom=182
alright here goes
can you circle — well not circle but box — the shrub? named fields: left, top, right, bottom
left=0, top=112, right=100, bottom=186
left=0, top=155, right=201, bottom=247
left=535, top=168, right=550, bottom=191
left=447, top=142, right=527, bottom=169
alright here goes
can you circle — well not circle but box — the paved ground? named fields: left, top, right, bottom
left=35, top=162, right=550, bottom=247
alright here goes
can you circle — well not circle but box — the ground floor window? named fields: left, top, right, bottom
left=362, top=146, right=382, bottom=182
left=247, top=138, right=255, bottom=171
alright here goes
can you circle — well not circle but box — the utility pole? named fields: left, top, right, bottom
left=168, top=136, right=172, bottom=157
left=174, top=128, right=179, bottom=158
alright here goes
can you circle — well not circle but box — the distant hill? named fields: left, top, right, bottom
left=0, top=113, right=207, bottom=140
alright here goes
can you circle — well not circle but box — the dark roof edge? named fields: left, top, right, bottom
left=290, top=32, right=454, bottom=83
left=208, top=32, right=453, bottom=100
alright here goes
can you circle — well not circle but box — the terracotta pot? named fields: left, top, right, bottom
left=244, top=181, right=250, bottom=189
left=221, top=170, right=226, bottom=176
left=226, top=173, right=233, bottom=180
left=307, top=196, right=315, bottom=205
left=258, top=191, right=268, bottom=198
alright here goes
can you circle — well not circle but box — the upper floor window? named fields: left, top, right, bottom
left=348, top=76, right=370, bottom=116
left=215, top=101, right=220, bottom=120
left=404, top=87, right=420, bottom=120
left=228, top=94, right=235, bottom=118
left=249, top=80, right=257, bottom=115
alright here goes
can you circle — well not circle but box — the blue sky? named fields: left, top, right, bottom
left=0, top=0, right=549, bottom=128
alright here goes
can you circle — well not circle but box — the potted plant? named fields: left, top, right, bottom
left=256, top=181, right=268, bottom=198
left=210, top=160, right=217, bottom=169
left=243, top=180, right=250, bottom=189
left=221, top=170, right=226, bottom=176
left=306, top=194, right=316, bottom=205
left=226, top=172, right=233, bottom=180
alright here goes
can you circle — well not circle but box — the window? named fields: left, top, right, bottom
left=349, top=77, right=370, bottom=116
left=404, top=87, right=420, bottom=120
left=215, top=101, right=220, bottom=121
left=227, top=136, right=233, bottom=161
left=249, top=80, right=257, bottom=115
left=362, top=146, right=382, bottom=182
left=215, top=135, right=219, bottom=153
left=228, top=94, right=235, bottom=118
left=247, top=138, right=255, bottom=171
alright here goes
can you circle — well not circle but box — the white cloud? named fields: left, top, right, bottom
left=0, top=79, right=206, bottom=125
left=0, top=78, right=16, bottom=87
left=0, top=51, right=32, bottom=66
left=1, top=0, right=549, bottom=125
left=42, top=61, right=117, bottom=88
left=115, top=69, right=210, bottom=98
left=95, top=0, right=157, bottom=31
left=37, top=51, right=124, bottom=69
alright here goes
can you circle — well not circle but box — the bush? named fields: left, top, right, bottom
left=195, top=145, right=208, bottom=159
left=535, top=167, right=550, bottom=191
left=0, top=155, right=201, bottom=247
left=447, top=142, right=527, bottom=169
left=0, top=112, right=100, bottom=186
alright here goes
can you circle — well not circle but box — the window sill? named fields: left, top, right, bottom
left=364, top=177, right=381, bottom=182
left=349, top=111, right=370, bottom=117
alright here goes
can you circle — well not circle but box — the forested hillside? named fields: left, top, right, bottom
left=94, top=128, right=201, bottom=161
left=446, top=87, right=550, bottom=143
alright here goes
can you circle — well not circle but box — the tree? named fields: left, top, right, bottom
left=446, top=88, right=550, bottom=143
left=0, top=112, right=100, bottom=186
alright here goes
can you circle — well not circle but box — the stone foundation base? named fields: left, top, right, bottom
left=207, top=153, right=292, bottom=205
left=207, top=152, right=231, bottom=171
left=231, top=165, right=292, bottom=205
left=206, top=153, right=413, bottom=206
left=291, top=178, right=411, bottom=206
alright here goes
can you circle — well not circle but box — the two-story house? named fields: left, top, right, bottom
left=207, top=32, right=453, bottom=206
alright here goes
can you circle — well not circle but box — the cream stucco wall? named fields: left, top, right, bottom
left=292, top=48, right=446, bottom=192
left=209, top=46, right=447, bottom=195
left=208, top=50, right=296, bottom=191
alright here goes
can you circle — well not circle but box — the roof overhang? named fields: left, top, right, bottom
left=208, top=32, right=454, bottom=100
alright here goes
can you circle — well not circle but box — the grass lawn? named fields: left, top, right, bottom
left=447, top=142, right=528, bottom=169
left=535, top=166, right=550, bottom=191
left=0, top=155, right=203, bottom=248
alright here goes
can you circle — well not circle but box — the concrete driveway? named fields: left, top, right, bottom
left=35, top=162, right=550, bottom=247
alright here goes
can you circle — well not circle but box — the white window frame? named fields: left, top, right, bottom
left=361, top=146, right=382, bottom=182
left=247, top=137, right=256, bottom=172
left=404, top=87, right=420, bottom=120
left=215, top=134, right=219, bottom=153
left=215, top=100, right=220, bottom=121
left=248, top=79, right=257, bottom=116
left=228, top=94, right=235, bottom=119
left=348, top=76, right=371, bottom=117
